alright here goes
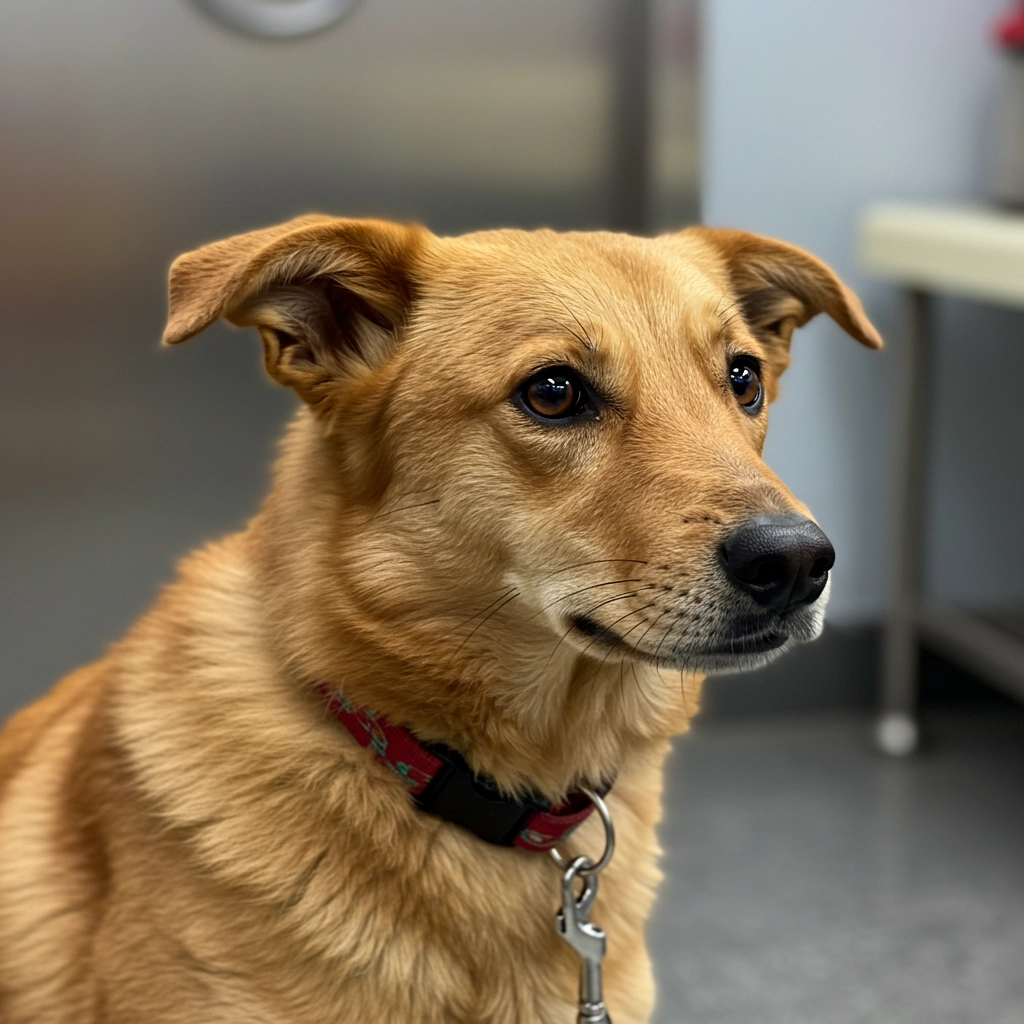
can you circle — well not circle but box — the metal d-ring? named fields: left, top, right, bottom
left=550, top=787, right=615, bottom=878
left=190, top=0, right=363, bottom=40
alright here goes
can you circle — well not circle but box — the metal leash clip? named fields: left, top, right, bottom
left=552, top=788, right=616, bottom=1024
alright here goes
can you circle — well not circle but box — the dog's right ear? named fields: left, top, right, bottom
left=163, top=215, right=426, bottom=407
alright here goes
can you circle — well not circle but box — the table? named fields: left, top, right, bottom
left=859, top=202, right=1024, bottom=755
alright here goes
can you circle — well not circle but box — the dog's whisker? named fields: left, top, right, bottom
left=446, top=586, right=520, bottom=637
left=528, top=578, right=644, bottom=620
left=679, top=669, right=694, bottom=720
left=546, top=317, right=590, bottom=353
left=533, top=558, right=648, bottom=585
left=540, top=589, right=651, bottom=671
left=545, top=620, right=585, bottom=674
left=630, top=662, right=660, bottom=715
left=573, top=598, right=659, bottom=663
left=580, top=613, right=657, bottom=686
left=579, top=586, right=658, bottom=619
left=573, top=602, right=658, bottom=663
left=561, top=586, right=657, bottom=640
left=446, top=590, right=521, bottom=665
left=629, top=607, right=676, bottom=661
left=652, top=613, right=680, bottom=667
left=542, top=305, right=595, bottom=354
left=557, top=299, right=597, bottom=352
left=633, top=660, right=665, bottom=715
left=716, top=297, right=740, bottom=322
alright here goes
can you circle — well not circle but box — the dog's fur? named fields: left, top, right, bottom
left=0, top=217, right=880, bottom=1023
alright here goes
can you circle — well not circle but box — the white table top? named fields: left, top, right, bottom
left=859, top=202, right=1024, bottom=309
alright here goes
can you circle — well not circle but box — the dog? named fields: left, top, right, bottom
left=0, top=216, right=881, bottom=1023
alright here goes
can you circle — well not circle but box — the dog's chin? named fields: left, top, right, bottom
left=679, top=585, right=830, bottom=675
left=570, top=580, right=831, bottom=676
left=673, top=633, right=794, bottom=675
left=572, top=615, right=806, bottom=676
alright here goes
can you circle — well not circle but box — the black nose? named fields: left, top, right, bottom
left=720, top=515, right=835, bottom=613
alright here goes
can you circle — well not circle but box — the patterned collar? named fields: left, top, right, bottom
left=317, top=683, right=603, bottom=852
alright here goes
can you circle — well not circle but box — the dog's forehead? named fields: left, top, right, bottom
left=424, top=228, right=729, bottom=353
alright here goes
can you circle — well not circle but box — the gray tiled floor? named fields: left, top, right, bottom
left=648, top=714, right=1024, bottom=1024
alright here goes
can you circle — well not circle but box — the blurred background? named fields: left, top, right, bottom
left=2, top=2, right=1023, bottom=1022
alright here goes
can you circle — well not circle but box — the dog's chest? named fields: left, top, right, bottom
left=179, top=873, right=587, bottom=1024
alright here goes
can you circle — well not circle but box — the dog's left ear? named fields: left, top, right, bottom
left=689, top=227, right=883, bottom=352
left=163, top=215, right=426, bottom=407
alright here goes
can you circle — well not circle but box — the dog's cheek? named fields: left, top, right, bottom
left=495, top=418, right=606, bottom=481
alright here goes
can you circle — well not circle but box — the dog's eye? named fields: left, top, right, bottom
left=728, top=357, right=763, bottom=413
left=517, top=367, right=593, bottom=421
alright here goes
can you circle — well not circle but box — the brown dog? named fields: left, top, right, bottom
left=0, top=217, right=880, bottom=1023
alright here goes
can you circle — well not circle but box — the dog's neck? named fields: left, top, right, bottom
left=247, top=417, right=698, bottom=801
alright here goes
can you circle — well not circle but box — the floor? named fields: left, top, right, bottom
left=647, top=713, right=1024, bottom=1024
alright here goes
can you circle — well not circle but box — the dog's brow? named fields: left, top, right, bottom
left=563, top=307, right=598, bottom=353
left=549, top=294, right=600, bottom=350
left=713, top=298, right=751, bottom=347
left=539, top=312, right=599, bottom=354
left=716, top=298, right=742, bottom=327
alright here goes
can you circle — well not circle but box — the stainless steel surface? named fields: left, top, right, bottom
left=610, top=0, right=652, bottom=232
left=878, top=290, right=934, bottom=753
left=0, top=1, right=699, bottom=720
left=557, top=855, right=612, bottom=1024
left=191, top=0, right=363, bottom=39
left=552, top=787, right=616, bottom=876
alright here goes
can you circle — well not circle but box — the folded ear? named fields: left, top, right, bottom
left=163, top=215, right=426, bottom=407
left=688, top=227, right=883, bottom=353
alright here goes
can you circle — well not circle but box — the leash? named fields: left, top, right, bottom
left=553, top=788, right=616, bottom=1024
left=318, top=682, right=617, bottom=1021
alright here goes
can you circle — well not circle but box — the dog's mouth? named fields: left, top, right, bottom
left=693, top=627, right=790, bottom=657
left=571, top=613, right=793, bottom=671
left=572, top=615, right=627, bottom=648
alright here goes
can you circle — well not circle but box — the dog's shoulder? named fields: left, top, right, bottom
left=0, top=659, right=115, bottom=1020
left=0, top=659, right=109, bottom=800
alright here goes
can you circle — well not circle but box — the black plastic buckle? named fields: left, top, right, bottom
left=413, top=742, right=551, bottom=847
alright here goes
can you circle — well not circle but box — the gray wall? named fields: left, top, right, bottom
left=703, top=0, right=1024, bottom=622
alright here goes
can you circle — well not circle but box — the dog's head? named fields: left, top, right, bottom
left=164, top=217, right=879, bottom=770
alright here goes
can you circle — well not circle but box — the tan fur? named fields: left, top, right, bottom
left=0, top=218, right=880, bottom=1023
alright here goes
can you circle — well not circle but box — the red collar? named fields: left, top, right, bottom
left=317, top=683, right=601, bottom=852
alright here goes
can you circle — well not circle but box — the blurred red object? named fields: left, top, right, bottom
left=996, top=2, right=1024, bottom=49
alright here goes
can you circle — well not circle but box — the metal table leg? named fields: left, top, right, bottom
left=877, top=289, right=933, bottom=756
